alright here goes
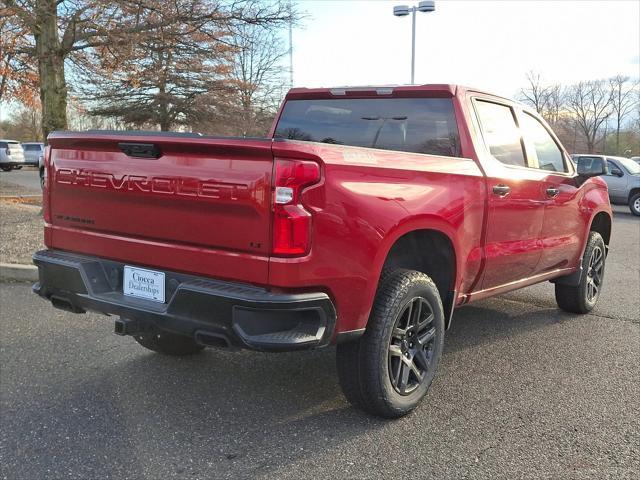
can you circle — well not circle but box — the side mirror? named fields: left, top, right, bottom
left=610, top=168, right=623, bottom=177
left=576, top=156, right=608, bottom=178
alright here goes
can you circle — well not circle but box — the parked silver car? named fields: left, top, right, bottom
left=572, top=154, right=640, bottom=216
left=0, top=140, right=25, bottom=171
left=21, top=142, right=44, bottom=167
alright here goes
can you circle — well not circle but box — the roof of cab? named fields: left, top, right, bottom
left=285, top=84, right=516, bottom=103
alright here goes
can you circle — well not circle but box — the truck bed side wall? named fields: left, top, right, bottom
left=269, top=141, right=486, bottom=334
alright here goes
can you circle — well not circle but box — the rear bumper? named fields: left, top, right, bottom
left=32, top=249, right=336, bottom=351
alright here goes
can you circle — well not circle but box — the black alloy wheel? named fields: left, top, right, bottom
left=585, top=244, right=604, bottom=303
left=388, top=297, right=437, bottom=395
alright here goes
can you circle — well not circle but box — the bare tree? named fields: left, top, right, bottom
left=565, top=80, right=613, bottom=153
left=229, top=23, right=287, bottom=135
left=609, top=75, right=639, bottom=155
left=544, top=84, right=565, bottom=127
left=2, top=0, right=293, bottom=139
left=520, top=71, right=551, bottom=115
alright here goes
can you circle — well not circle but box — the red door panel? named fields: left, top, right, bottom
left=537, top=175, right=583, bottom=272
left=481, top=168, right=546, bottom=288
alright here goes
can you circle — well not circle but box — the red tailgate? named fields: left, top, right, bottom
left=45, top=132, right=274, bottom=283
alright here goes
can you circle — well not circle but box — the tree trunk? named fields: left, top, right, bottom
left=35, top=0, right=67, bottom=141
left=159, top=115, right=170, bottom=132
left=158, top=50, right=170, bottom=131
left=615, top=120, right=621, bottom=155
left=586, top=138, right=595, bottom=154
left=158, top=91, right=170, bottom=131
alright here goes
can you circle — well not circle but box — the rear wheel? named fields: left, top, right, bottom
left=629, top=192, right=640, bottom=216
left=336, top=269, right=445, bottom=418
left=0, top=166, right=11, bottom=172
left=555, top=232, right=606, bottom=314
left=134, top=329, right=204, bottom=356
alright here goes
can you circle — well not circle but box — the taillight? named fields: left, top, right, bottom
left=43, top=146, right=51, bottom=223
left=272, top=158, right=320, bottom=256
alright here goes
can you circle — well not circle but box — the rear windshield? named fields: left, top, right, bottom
left=23, top=144, right=42, bottom=151
left=0, top=141, right=18, bottom=148
left=274, top=98, right=461, bottom=157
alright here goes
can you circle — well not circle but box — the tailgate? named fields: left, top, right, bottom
left=47, top=132, right=273, bottom=258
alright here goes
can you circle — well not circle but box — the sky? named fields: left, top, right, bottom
left=289, top=0, right=640, bottom=97
left=1, top=0, right=639, bottom=122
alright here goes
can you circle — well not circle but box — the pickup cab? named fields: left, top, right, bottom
left=33, top=84, right=612, bottom=418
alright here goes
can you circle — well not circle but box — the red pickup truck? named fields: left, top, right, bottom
left=34, top=84, right=612, bottom=418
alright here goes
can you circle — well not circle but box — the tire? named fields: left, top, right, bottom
left=0, top=166, right=11, bottom=172
left=40, top=168, right=45, bottom=189
left=555, top=232, right=606, bottom=314
left=12, top=166, right=22, bottom=170
left=629, top=192, right=640, bottom=216
left=134, top=329, right=205, bottom=356
left=336, top=269, right=445, bottom=418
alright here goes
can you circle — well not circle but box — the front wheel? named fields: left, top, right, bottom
left=336, top=269, right=445, bottom=418
left=555, top=231, right=606, bottom=314
left=629, top=192, right=640, bottom=216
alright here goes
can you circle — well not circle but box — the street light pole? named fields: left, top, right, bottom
left=393, top=1, right=436, bottom=85
left=288, top=0, right=294, bottom=89
left=411, top=8, right=416, bottom=84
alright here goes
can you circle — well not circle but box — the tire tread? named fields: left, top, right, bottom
left=337, top=269, right=444, bottom=418
left=555, top=231, right=605, bottom=314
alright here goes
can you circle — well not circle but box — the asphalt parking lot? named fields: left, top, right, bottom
left=1, top=204, right=638, bottom=479
left=0, top=168, right=41, bottom=191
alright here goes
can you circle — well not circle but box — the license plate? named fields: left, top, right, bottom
left=123, top=266, right=165, bottom=303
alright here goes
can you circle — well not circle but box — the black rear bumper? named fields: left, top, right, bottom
left=32, top=250, right=336, bottom=351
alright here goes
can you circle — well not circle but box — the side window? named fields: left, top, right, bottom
left=520, top=113, right=567, bottom=172
left=606, top=160, right=622, bottom=176
left=475, top=100, right=526, bottom=167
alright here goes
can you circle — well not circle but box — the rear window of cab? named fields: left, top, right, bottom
left=274, top=98, right=461, bottom=157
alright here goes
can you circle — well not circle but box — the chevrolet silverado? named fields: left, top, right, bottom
left=33, top=84, right=612, bottom=418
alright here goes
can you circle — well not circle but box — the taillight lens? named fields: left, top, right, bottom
left=272, top=158, right=320, bottom=256
left=43, top=146, right=51, bottom=223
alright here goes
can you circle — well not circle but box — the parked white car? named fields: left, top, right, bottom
left=21, top=142, right=44, bottom=167
left=0, top=140, right=25, bottom=171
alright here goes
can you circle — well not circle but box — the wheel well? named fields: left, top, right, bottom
left=629, top=188, right=640, bottom=201
left=590, top=212, right=611, bottom=246
left=381, top=230, right=456, bottom=326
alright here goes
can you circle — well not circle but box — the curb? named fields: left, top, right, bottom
left=0, top=263, right=38, bottom=282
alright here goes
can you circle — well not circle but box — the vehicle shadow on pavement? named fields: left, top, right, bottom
left=444, top=298, right=574, bottom=355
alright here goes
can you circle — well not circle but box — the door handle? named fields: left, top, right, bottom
left=546, top=187, right=560, bottom=198
left=492, top=184, right=511, bottom=197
